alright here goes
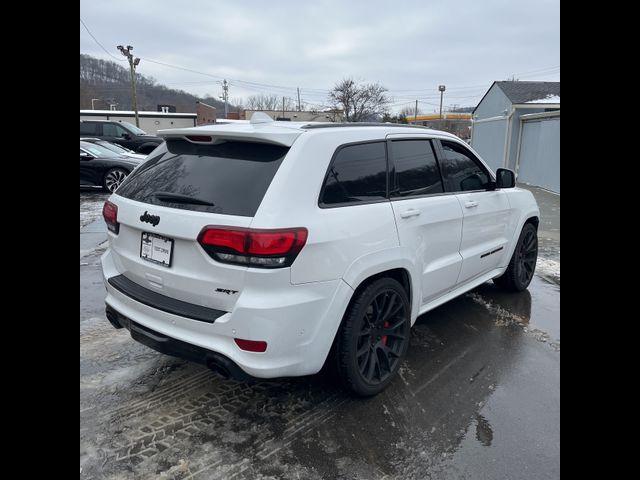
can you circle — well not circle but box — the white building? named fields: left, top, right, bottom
left=80, top=110, right=197, bottom=135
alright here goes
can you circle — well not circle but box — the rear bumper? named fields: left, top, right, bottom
left=105, top=305, right=254, bottom=381
left=101, top=248, right=354, bottom=378
left=108, top=274, right=225, bottom=323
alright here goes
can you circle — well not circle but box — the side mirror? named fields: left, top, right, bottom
left=122, top=133, right=131, bottom=140
left=80, top=152, right=94, bottom=161
left=496, top=168, right=516, bottom=188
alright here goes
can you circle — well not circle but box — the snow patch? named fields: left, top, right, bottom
left=80, top=195, right=109, bottom=228
left=467, top=293, right=527, bottom=327
left=467, top=292, right=559, bottom=350
left=80, top=240, right=109, bottom=260
left=525, top=94, right=560, bottom=104
left=536, top=257, right=560, bottom=283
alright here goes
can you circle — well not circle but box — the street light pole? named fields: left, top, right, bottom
left=91, top=98, right=101, bottom=110
left=117, top=45, right=141, bottom=127
left=438, top=85, right=446, bottom=120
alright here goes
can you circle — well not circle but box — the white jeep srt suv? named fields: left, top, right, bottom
left=101, top=114, right=539, bottom=396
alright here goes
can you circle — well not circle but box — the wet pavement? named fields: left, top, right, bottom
left=80, top=189, right=560, bottom=479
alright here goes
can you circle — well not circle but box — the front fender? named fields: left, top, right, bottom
left=499, top=205, right=541, bottom=268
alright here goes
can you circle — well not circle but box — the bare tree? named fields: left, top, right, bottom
left=246, top=94, right=295, bottom=111
left=328, top=78, right=390, bottom=122
left=231, top=98, right=245, bottom=113
left=400, top=106, right=418, bottom=119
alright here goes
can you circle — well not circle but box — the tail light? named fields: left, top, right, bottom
left=102, top=201, right=119, bottom=234
left=197, top=226, right=308, bottom=268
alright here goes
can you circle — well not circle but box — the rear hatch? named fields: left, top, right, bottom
left=107, top=135, right=293, bottom=312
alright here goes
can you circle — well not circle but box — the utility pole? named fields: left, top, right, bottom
left=282, top=97, right=285, bottom=119
left=297, top=88, right=301, bottom=111
left=438, top=85, right=446, bottom=120
left=414, top=99, right=418, bottom=124
left=117, top=45, right=141, bottom=127
left=219, top=80, right=229, bottom=119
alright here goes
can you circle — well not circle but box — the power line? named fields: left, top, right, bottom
left=141, top=57, right=330, bottom=94
left=518, top=72, right=561, bottom=80
left=81, top=49, right=557, bottom=109
left=511, top=65, right=560, bottom=77
left=80, top=18, right=126, bottom=62
left=141, top=57, right=225, bottom=80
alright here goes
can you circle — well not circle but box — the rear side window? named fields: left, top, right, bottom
left=80, top=122, right=100, bottom=135
left=390, top=140, right=443, bottom=197
left=320, top=142, right=387, bottom=206
left=116, top=139, right=289, bottom=217
left=439, top=141, right=491, bottom=192
left=103, top=123, right=128, bottom=137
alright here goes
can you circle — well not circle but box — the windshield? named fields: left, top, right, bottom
left=80, top=141, right=121, bottom=158
left=121, top=122, right=148, bottom=135
left=96, top=141, right=131, bottom=155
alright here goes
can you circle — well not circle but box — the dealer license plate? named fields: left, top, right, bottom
left=140, top=232, right=173, bottom=267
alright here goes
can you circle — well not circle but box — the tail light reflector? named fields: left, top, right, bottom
left=234, top=338, right=267, bottom=353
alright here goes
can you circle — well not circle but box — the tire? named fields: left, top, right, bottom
left=335, top=277, right=411, bottom=396
left=493, top=223, right=538, bottom=292
left=102, top=168, right=129, bottom=192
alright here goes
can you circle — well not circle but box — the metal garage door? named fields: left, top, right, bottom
left=517, top=116, right=560, bottom=193
left=470, top=117, right=508, bottom=172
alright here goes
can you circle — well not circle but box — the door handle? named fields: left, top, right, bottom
left=400, top=208, right=421, bottom=218
left=464, top=201, right=479, bottom=208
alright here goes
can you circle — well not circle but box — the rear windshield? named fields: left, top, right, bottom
left=116, top=138, right=289, bottom=216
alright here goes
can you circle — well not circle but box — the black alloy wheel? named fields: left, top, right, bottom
left=335, top=277, right=411, bottom=396
left=494, top=223, right=538, bottom=292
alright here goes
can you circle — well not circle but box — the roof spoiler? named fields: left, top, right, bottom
left=157, top=112, right=302, bottom=147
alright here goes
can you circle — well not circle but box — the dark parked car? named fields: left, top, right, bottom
left=80, top=137, right=147, bottom=161
left=80, top=140, right=142, bottom=192
left=80, top=120, right=163, bottom=154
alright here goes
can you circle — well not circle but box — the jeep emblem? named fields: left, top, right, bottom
left=140, top=211, right=160, bottom=226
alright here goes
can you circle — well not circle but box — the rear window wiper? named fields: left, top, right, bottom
left=153, top=192, right=215, bottom=206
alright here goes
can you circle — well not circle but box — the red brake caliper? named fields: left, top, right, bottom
left=382, top=321, right=389, bottom=346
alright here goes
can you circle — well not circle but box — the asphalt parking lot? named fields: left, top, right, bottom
left=80, top=186, right=559, bottom=479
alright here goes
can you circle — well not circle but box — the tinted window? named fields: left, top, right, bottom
left=80, top=122, right=99, bottom=135
left=103, top=123, right=128, bottom=137
left=116, top=139, right=288, bottom=217
left=321, top=142, right=387, bottom=206
left=440, top=141, right=490, bottom=192
left=390, top=140, right=443, bottom=197
left=120, top=122, right=147, bottom=135
left=80, top=141, right=118, bottom=158
left=96, top=141, right=130, bottom=154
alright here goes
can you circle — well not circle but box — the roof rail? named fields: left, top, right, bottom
left=300, top=122, right=430, bottom=130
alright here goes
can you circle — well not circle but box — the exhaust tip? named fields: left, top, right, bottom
left=206, top=358, right=231, bottom=378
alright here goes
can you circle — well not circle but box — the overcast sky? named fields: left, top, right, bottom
left=80, top=0, right=559, bottom=113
